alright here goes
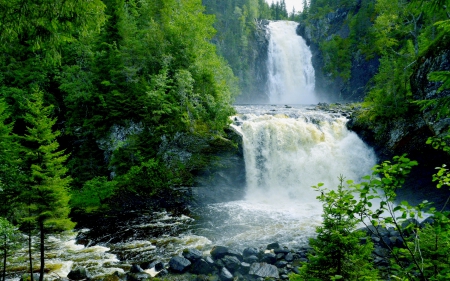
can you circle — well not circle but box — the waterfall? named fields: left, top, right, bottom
left=266, top=21, right=316, bottom=104
left=232, top=105, right=377, bottom=206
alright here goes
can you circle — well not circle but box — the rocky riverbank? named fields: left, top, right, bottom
left=31, top=217, right=432, bottom=281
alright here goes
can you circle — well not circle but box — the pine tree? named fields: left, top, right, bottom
left=21, top=91, right=75, bottom=281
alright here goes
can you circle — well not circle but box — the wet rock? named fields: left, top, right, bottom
left=221, top=255, right=241, bottom=272
left=205, top=256, right=215, bottom=265
left=219, top=267, right=233, bottom=281
left=275, top=261, right=288, bottom=268
left=274, top=248, right=290, bottom=254
left=285, top=253, right=294, bottom=262
left=266, top=242, right=280, bottom=250
left=244, top=255, right=259, bottom=264
left=68, top=266, right=92, bottom=280
left=169, top=256, right=192, bottom=273
left=126, top=272, right=151, bottom=281
left=227, top=248, right=243, bottom=261
left=276, top=253, right=285, bottom=260
left=183, top=248, right=203, bottom=262
left=130, top=264, right=144, bottom=273
left=249, top=262, right=279, bottom=278
left=190, top=259, right=215, bottom=275
left=211, top=246, right=229, bottom=260
left=239, top=262, right=251, bottom=275
left=243, top=247, right=259, bottom=257
left=261, top=253, right=276, bottom=264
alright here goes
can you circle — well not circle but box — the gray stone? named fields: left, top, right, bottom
left=275, top=261, right=288, bottom=268
left=243, top=247, right=259, bottom=257
left=211, top=246, right=229, bottom=260
left=169, top=256, right=192, bottom=273
left=190, top=259, right=215, bottom=275
left=130, top=264, right=144, bottom=273
left=244, top=255, right=259, bottom=264
left=266, top=242, right=280, bottom=250
left=68, top=266, right=92, bottom=280
left=285, top=252, right=294, bottom=262
left=261, top=253, right=276, bottom=264
left=183, top=248, right=203, bottom=262
left=219, top=267, right=233, bottom=281
left=249, top=262, right=279, bottom=278
left=221, top=255, right=241, bottom=272
left=227, top=249, right=243, bottom=261
left=239, top=262, right=251, bottom=275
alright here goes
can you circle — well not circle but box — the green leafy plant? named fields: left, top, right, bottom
left=290, top=176, right=379, bottom=281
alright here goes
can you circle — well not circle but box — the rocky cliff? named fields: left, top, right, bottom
left=297, top=4, right=379, bottom=102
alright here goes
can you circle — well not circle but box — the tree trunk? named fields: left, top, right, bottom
left=39, top=220, right=44, bottom=281
left=2, top=235, right=7, bottom=281
left=28, top=228, right=33, bottom=281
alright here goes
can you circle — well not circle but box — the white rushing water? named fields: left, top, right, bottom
left=267, top=21, right=316, bottom=104
left=192, top=105, right=377, bottom=250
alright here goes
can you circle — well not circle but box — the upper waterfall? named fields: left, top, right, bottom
left=266, top=21, right=316, bottom=104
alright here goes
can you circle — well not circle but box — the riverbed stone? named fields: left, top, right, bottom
left=183, top=248, right=203, bottom=262
left=169, top=256, right=192, bottom=273
left=211, top=246, right=229, bottom=260
left=68, top=266, right=92, bottom=280
left=239, top=262, right=251, bottom=275
left=275, top=261, right=288, bottom=268
left=285, top=252, right=294, bottom=262
left=249, top=262, right=279, bottom=278
left=219, top=267, right=233, bottom=281
left=274, top=248, right=290, bottom=254
left=266, top=242, right=280, bottom=250
left=190, top=259, right=215, bottom=275
left=221, top=255, right=241, bottom=272
left=130, top=264, right=144, bottom=273
left=261, top=252, right=276, bottom=264
left=126, top=272, right=151, bottom=281
left=227, top=248, right=243, bottom=261
left=243, top=247, right=259, bottom=257
left=244, top=255, right=259, bottom=263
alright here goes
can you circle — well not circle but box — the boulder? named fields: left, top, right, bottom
left=169, top=256, right=191, bottom=273
left=249, top=262, right=279, bottom=279
left=183, top=248, right=203, bottom=262
left=239, top=262, right=251, bottom=275
left=68, top=266, right=92, bottom=280
left=130, top=264, right=144, bottom=273
left=219, top=267, right=233, bottom=281
left=226, top=248, right=243, bottom=261
left=244, top=255, right=259, bottom=264
left=243, top=247, right=259, bottom=257
left=274, top=248, right=290, bottom=254
left=261, top=252, right=276, bottom=264
left=190, top=259, right=215, bottom=275
left=285, top=253, right=294, bottom=262
left=266, top=242, right=280, bottom=250
left=221, top=255, right=241, bottom=272
left=275, top=261, right=288, bottom=268
left=211, top=246, right=229, bottom=260
left=126, top=272, right=151, bottom=281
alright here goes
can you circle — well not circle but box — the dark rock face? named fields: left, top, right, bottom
left=191, top=128, right=246, bottom=204
left=249, top=262, right=280, bottom=278
left=183, top=248, right=203, bottom=262
left=221, top=255, right=241, bottom=273
left=191, top=259, right=215, bottom=275
left=67, top=266, right=92, bottom=280
left=169, top=256, right=192, bottom=273
left=297, top=6, right=379, bottom=102
left=219, top=267, right=234, bottom=281
left=243, top=247, right=259, bottom=257
left=210, top=246, right=229, bottom=260
left=411, top=34, right=450, bottom=136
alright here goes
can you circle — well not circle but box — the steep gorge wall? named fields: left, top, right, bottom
left=296, top=3, right=379, bottom=102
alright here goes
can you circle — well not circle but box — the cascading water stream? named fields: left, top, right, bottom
left=266, top=21, right=316, bottom=104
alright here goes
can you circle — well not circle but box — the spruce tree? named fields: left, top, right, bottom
left=21, top=91, right=74, bottom=281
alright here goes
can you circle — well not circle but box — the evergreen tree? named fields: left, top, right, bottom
left=21, top=91, right=74, bottom=281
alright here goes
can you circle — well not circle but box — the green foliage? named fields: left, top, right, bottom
left=0, top=217, right=21, bottom=281
left=320, top=36, right=352, bottom=80
left=70, top=177, right=117, bottom=213
left=290, top=177, right=379, bottom=281
left=21, top=90, right=74, bottom=231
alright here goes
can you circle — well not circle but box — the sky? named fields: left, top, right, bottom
left=265, top=0, right=304, bottom=13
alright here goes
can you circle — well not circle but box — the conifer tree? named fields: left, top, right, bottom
left=21, top=91, right=74, bottom=281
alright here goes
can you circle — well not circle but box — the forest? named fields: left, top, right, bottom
left=1, top=0, right=450, bottom=280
